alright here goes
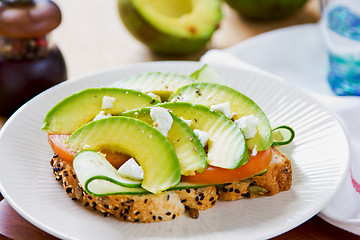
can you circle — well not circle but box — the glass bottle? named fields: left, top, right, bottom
left=0, top=0, right=67, bottom=117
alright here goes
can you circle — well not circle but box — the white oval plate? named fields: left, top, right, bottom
left=0, top=61, right=349, bottom=240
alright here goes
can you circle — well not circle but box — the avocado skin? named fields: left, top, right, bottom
left=118, top=0, right=220, bottom=55
left=225, top=0, right=307, bottom=20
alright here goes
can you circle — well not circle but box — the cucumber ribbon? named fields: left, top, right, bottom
left=73, top=150, right=148, bottom=197
left=272, top=125, right=295, bottom=146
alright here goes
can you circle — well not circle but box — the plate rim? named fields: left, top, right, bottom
left=0, top=60, right=351, bottom=239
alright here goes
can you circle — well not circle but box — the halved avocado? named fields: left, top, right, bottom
left=42, top=88, right=160, bottom=134
left=169, top=83, right=273, bottom=151
left=67, top=116, right=181, bottom=194
left=159, top=102, right=249, bottom=169
left=109, top=72, right=196, bottom=100
left=118, top=0, right=222, bottom=54
left=121, top=106, right=207, bottom=175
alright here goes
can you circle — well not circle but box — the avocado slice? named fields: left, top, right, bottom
left=109, top=72, right=196, bottom=100
left=42, top=88, right=160, bottom=134
left=118, top=0, right=222, bottom=54
left=158, top=102, right=249, bottom=169
left=169, top=83, right=273, bottom=151
left=66, top=116, right=180, bottom=194
left=121, top=106, right=207, bottom=175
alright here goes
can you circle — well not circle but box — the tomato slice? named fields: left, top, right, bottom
left=48, top=134, right=130, bottom=169
left=181, top=148, right=272, bottom=184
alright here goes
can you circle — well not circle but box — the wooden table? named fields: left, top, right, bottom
left=0, top=0, right=359, bottom=239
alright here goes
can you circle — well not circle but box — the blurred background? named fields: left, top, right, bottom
left=51, top=0, right=320, bottom=79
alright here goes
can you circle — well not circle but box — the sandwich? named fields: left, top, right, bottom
left=42, top=66, right=294, bottom=222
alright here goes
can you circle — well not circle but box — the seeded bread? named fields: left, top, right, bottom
left=218, top=147, right=292, bottom=201
left=50, top=146, right=291, bottom=222
left=50, top=155, right=217, bottom=222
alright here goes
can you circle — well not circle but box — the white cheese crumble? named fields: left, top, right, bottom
left=210, top=102, right=232, bottom=118
left=150, top=107, right=173, bottom=137
left=146, top=92, right=161, bottom=101
left=93, top=111, right=112, bottom=121
left=118, top=158, right=144, bottom=180
left=251, top=145, right=257, bottom=156
left=180, top=117, right=192, bottom=126
left=235, top=114, right=260, bottom=139
left=193, top=129, right=210, bottom=147
left=101, top=96, right=116, bottom=109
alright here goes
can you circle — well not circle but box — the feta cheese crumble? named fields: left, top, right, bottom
left=150, top=107, right=173, bottom=137
left=118, top=158, right=144, bottom=180
left=210, top=102, right=232, bottom=118
left=101, top=96, right=116, bottom=109
left=251, top=145, right=258, bottom=156
left=180, top=117, right=192, bottom=126
left=235, top=114, right=260, bottom=139
left=93, top=111, right=112, bottom=121
left=193, top=129, right=210, bottom=147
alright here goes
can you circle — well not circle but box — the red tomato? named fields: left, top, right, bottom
left=181, top=148, right=272, bottom=184
left=48, top=134, right=130, bottom=169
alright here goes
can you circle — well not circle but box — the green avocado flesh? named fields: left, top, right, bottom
left=158, top=102, right=249, bottom=169
left=42, top=88, right=160, bottom=135
left=169, top=83, right=273, bottom=151
left=109, top=72, right=196, bottom=100
left=121, top=107, right=207, bottom=175
left=118, top=0, right=222, bottom=54
left=66, top=116, right=180, bottom=194
left=74, top=150, right=215, bottom=197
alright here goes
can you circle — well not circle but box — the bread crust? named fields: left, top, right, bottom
left=50, top=146, right=292, bottom=222
left=50, top=155, right=217, bottom=222
left=218, top=147, right=292, bottom=201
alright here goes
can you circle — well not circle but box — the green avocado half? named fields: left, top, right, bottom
left=118, top=0, right=222, bottom=54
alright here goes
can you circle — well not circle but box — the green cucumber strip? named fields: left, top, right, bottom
left=253, top=169, right=268, bottom=177
left=190, top=64, right=226, bottom=84
left=272, top=125, right=295, bottom=146
left=73, top=150, right=216, bottom=196
left=73, top=150, right=142, bottom=192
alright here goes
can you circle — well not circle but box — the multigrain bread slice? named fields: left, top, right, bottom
left=218, top=146, right=292, bottom=201
left=50, top=155, right=218, bottom=222
left=50, top=146, right=291, bottom=222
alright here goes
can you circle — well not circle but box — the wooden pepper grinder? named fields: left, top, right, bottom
left=0, top=0, right=67, bottom=117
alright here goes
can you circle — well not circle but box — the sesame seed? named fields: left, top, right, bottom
left=144, top=199, right=148, bottom=204
left=166, top=195, right=170, bottom=201
left=195, top=196, right=199, bottom=202
left=186, top=189, right=191, bottom=193
left=209, top=197, right=214, bottom=201
left=153, top=216, right=156, bottom=221
left=114, top=207, right=119, bottom=210
left=211, top=200, right=216, bottom=205
left=123, top=216, right=127, bottom=221
left=197, top=202, right=203, bottom=205
left=235, top=189, right=240, bottom=193
left=181, top=199, right=187, bottom=203
left=84, top=202, right=89, bottom=207
left=134, top=218, right=140, bottom=222
left=229, top=188, right=234, bottom=192
left=135, top=211, right=140, bottom=216
left=104, top=205, right=109, bottom=209
left=66, top=187, right=73, bottom=194
left=172, top=214, right=176, bottom=219
left=166, top=212, right=171, bottom=216
left=185, top=205, right=190, bottom=210
left=92, top=202, right=97, bottom=208
left=158, top=216, right=162, bottom=220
